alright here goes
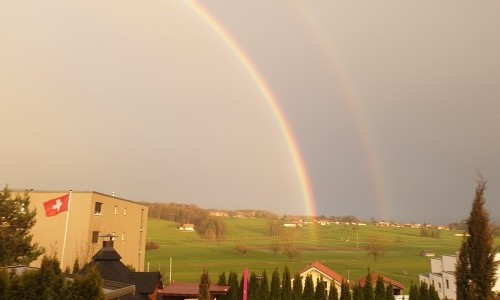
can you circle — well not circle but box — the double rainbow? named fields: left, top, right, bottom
left=185, top=1, right=317, bottom=217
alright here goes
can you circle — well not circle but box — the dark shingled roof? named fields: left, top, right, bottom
left=79, top=241, right=161, bottom=300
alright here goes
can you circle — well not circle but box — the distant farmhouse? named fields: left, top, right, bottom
left=24, top=190, right=148, bottom=271
left=179, top=224, right=195, bottom=231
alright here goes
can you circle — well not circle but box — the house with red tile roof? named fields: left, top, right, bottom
left=299, top=261, right=347, bottom=297
left=356, top=272, right=405, bottom=296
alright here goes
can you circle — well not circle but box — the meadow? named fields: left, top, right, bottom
left=145, top=217, right=500, bottom=290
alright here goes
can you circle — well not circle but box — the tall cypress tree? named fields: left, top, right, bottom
left=239, top=276, right=245, bottom=300
left=418, top=281, right=429, bottom=300
left=303, top=274, right=315, bottom=300
left=270, top=268, right=281, bottom=300
left=259, top=270, right=270, bottom=300
left=352, top=282, right=364, bottom=300
left=314, top=279, right=327, bottom=300
left=428, top=284, right=439, bottom=300
left=374, top=276, right=385, bottom=300
left=227, top=271, right=239, bottom=300
left=363, top=273, right=374, bottom=300
left=198, top=268, right=211, bottom=300
left=384, top=283, right=394, bottom=300
left=282, top=266, right=292, bottom=300
left=292, top=273, right=303, bottom=300
left=408, top=282, right=419, bottom=300
left=218, top=271, right=228, bottom=285
left=328, top=281, right=339, bottom=300
left=248, top=271, right=260, bottom=300
left=456, top=177, right=497, bottom=300
left=339, top=280, right=351, bottom=300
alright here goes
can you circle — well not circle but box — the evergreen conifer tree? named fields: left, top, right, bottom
left=239, top=276, right=244, bottom=300
left=227, top=271, right=239, bottom=300
left=455, top=177, right=497, bottom=300
left=270, top=268, right=281, bottom=300
left=0, top=187, right=44, bottom=266
left=303, top=274, right=315, bottom=300
left=328, top=281, right=339, bottom=300
left=218, top=271, right=228, bottom=285
left=418, top=281, right=429, bottom=300
left=292, top=273, right=303, bottom=300
left=363, top=273, right=374, bottom=300
left=217, top=271, right=228, bottom=300
left=374, top=276, right=386, bottom=300
left=248, top=271, right=260, bottom=300
left=428, top=284, right=439, bottom=300
left=282, top=266, right=292, bottom=300
left=352, top=282, right=364, bottom=300
left=408, top=282, right=419, bottom=300
left=339, top=280, right=352, bottom=300
left=314, top=279, right=327, bottom=300
left=71, top=266, right=105, bottom=300
left=259, top=270, right=270, bottom=300
left=198, top=268, right=211, bottom=300
left=38, top=256, right=65, bottom=299
left=385, top=283, right=394, bottom=300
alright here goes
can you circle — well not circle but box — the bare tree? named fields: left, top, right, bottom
left=282, top=230, right=300, bottom=261
left=365, top=235, right=387, bottom=261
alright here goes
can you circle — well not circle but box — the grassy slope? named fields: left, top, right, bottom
left=145, top=217, right=500, bottom=289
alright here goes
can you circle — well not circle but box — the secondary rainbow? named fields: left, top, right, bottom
left=290, top=3, right=389, bottom=219
left=185, top=1, right=317, bottom=217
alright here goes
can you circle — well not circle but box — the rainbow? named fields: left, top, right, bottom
left=290, top=2, right=388, bottom=219
left=185, top=1, right=317, bottom=217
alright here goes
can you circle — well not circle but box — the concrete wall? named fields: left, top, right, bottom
left=430, top=258, right=443, bottom=273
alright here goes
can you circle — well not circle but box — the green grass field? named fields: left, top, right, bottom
left=145, top=217, right=499, bottom=290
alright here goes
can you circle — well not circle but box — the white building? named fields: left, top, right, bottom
left=419, top=253, right=500, bottom=300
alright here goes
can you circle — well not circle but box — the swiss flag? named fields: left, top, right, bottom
left=43, top=194, right=70, bottom=217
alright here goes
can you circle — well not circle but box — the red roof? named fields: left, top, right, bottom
left=160, top=283, right=230, bottom=297
left=357, top=272, right=405, bottom=290
left=299, top=261, right=346, bottom=284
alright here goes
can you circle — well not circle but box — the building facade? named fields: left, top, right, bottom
left=419, top=253, right=500, bottom=299
left=299, top=261, right=346, bottom=297
left=24, top=190, right=148, bottom=271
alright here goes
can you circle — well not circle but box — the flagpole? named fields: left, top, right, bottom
left=61, top=190, right=72, bottom=269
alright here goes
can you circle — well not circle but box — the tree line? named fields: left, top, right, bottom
left=197, top=267, right=400, bottom=300
left=142, top=202, right=227, bottom=242
left=0, top=256, right=104, bottom=299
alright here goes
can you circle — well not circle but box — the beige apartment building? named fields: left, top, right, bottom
left=23, top=190, right=148, bottom=271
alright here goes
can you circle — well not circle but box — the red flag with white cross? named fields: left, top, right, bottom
left=43, top=194, right=70, bottom=217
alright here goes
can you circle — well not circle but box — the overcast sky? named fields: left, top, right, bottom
left=1, top=1, right=499, bottom=224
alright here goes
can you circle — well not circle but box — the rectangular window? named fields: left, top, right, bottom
left=123, top=207, right=127, bottom=216
left=121, top=232, right=125, bottom=241
left=438, top=282, right=441, bottom=289
left=446, top=279, right=449, bottom=289
left=94, top=202, right=102, bottom=215
left=92, top=231, right=99, bottom=244
left=114, top=206, right=118, bottom=215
